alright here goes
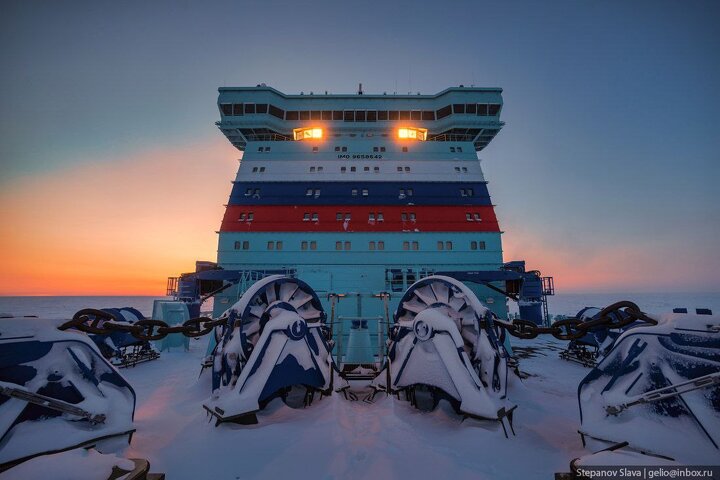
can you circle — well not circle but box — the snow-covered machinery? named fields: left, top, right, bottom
left=0, top=316, right=136, bottom=471
left=372, top=276, right=515, bottom=431
left=204, top=275, right=346, bottom=425
left=577, top=311, right=720, bottom=464
left=559, top=307, right=634, bottom=368
left=71, top=307, right=160, bottom=368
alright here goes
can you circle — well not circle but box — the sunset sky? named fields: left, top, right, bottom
left=1, top=0, right=719, bottom=295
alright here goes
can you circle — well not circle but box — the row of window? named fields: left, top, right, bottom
left=247, top=165, right=470, bottom=174
left=299, top=212, right=417, bottom=222
left=243, top=187, right=472, bottom=198
left=232, top=240, right=486, bottom=251
left=220, top=103, right=502, bottom=121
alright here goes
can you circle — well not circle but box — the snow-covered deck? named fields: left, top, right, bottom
left=119, top=337, right=588, bottom=479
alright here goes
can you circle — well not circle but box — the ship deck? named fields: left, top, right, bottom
left=118, top=336, right=589, bottom=480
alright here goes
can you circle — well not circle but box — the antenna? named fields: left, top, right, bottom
left=358, top=83, right=363, bottom=95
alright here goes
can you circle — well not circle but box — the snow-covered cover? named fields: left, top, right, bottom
left=0, top=317, right=135, bottom=466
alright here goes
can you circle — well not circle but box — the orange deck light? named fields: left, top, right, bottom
left=397, top=127, right=427, bottom=141
left=293, top=127, right=323, bottom=140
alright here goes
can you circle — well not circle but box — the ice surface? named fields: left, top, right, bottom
left=0, top=448, right=133, bottom=480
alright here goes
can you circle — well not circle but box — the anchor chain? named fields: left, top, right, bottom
left=489, top=301, right=658, bottom=341
left=58, top=308, right=228, bottom=341
left=60, top=301, right=657, bottom=343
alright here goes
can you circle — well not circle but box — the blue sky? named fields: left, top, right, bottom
left=1, top=0, right=719, bottom=293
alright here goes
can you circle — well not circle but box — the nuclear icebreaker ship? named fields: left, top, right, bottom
left=170, top=84, right=553, bottom=369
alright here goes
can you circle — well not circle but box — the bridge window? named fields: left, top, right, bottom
left=322, top=111, right=333, bottom=120
left=221, top=104, right=232, bottom=115
left=333, top=111, right=343, bottom=120
left=311, top=110, right=321, bottom=120
left=244, top=104, right=256, bottom=114
left=286, top=111, right=299, bottom=120
left=488, top=104, right=501, bottom=116
left=453, top=104, right=465, bottom=114
left=378, top=111, right=388, bottom=120
left=477, top=104, right=488, bottom=116
left=422, top=111, right=435, bottom=121
left=465, top=104, right=477, bottom=114
left=436, top=105, right=452, bottom=119
left=411, top=110, right=421, bottom=120
left=269, top=105, right=284, bottom=119
left=256, top=104, right=268, bottom=114
left=389, top=111, right=399, bottom=120
left=356, top=111, right=366, bottom=122
left=299, top=111, right=310, bottom=120
left=399, top=111, right=410, bottom=120
left=344, top=111, right=354, bottom=122
left=367, top=111, right=377, bottom=122
left=233, top=104, right=243, bottom=116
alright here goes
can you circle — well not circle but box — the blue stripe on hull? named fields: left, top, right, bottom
left=228, top=181, right=491, bottom=206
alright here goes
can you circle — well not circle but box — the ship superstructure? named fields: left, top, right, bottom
left=214, top=86, right=507, bottom=310
left=167, top=85, right=553, bottom=367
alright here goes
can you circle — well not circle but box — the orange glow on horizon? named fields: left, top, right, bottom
left=0, top=138, right=239, bottom=296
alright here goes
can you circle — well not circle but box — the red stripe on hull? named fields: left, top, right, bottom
left=220, top=205, right=500, bottom=232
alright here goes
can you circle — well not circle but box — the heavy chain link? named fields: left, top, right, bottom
left=58, top=308, right=228, bottom=341
left=493, top=300, right=658, bottom=341
left=60, top=301, right=657, bottom=343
